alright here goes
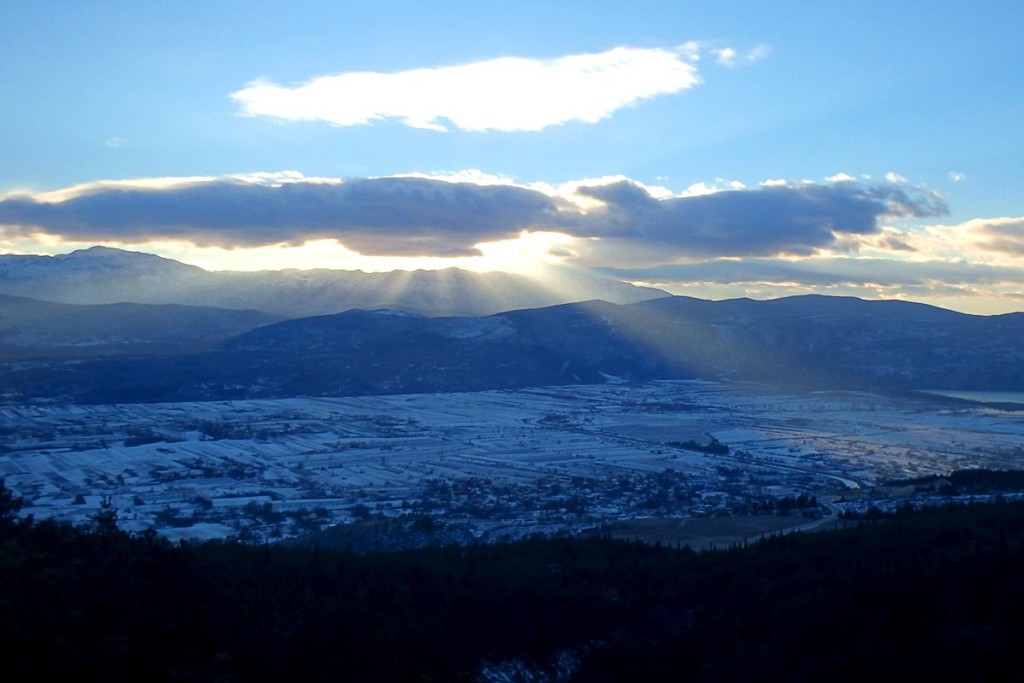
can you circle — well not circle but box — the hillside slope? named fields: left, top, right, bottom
left=2, top=294, right=1022, bottom=402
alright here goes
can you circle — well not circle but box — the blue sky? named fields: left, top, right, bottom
left=1, top=1, right=1022, bottom=313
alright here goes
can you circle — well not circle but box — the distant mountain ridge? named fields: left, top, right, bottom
left=0, top=293, right=279, bottom=360
left=2, top=294, right=1022, bottom=403
left=0, top=246, right=669, bottom=317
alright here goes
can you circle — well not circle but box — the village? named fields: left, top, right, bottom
left=2, top=381, right=1022, bottom=544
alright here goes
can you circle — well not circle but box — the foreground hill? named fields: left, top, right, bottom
left=627, top=294, right=1024, bottom=389
left=5, top=485, right=1024, bottom=681
left=2, top=294, right=1022, bottom=403
left=218, top=294, right=1024, bottom=392
left=0, top=246, right=667, bottom=317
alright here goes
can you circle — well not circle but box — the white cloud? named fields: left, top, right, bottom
left=838, top=216, right=1024, bottom=268
left=230, top=45, right=702, bottom=133
left=681, top=178, right=746, bottom=197
left=949, top=171, right=966, bottom=182
left=712, top=47, right=738, bottom=66
left=5, top=175, right=218, bottom=203
left=711, top=44, right=771, bottom=67
left=748, top=44, right=772, bottom=62
left=393, top=169, right=518, bottom=187
left=104, top=137, right=123, bottom=148
left=229, top=170, right=342, bottom=186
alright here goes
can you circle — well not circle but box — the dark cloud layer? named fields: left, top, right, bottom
left=570, top=181, right=946, bottom=257
left=0, top=176, right=946, bottom=259
left=0, top=178, right=559, bottom=256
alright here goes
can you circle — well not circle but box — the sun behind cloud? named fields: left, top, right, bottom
left=143, top=231, right=577, bottom=275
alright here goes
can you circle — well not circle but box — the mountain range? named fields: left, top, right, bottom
left=0, top=293, right=278, bottom=360
left=1, top=271, right=1022, bottom=403
left=0, top=246, right=667, bottom=318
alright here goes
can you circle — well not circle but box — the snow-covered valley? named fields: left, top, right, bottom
left=2, top=381, right=1021, bottom=543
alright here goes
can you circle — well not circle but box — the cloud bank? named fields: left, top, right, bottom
left=231, top=45, right=702, bottom=132
left=602, top=257, right=1024, bottom=291
left=0, top=174, right=947, bottom=259
left=0, top=177, right=560, bottom=257
left=568, top=179, right=945, bottom=258
left=976, top=218, right=1024, bottom=256
left=5, top=172, right=1017, bottom=312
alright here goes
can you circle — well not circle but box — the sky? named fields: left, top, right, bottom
left=1, top=0, right=1022, bottom=314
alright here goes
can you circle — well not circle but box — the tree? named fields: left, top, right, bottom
left=89, top=495, right=119, bottom=536
left=0, top=478, right=25, bottom=532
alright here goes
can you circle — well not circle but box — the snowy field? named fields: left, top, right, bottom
left=1, top=381, right=1022, bottom=541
